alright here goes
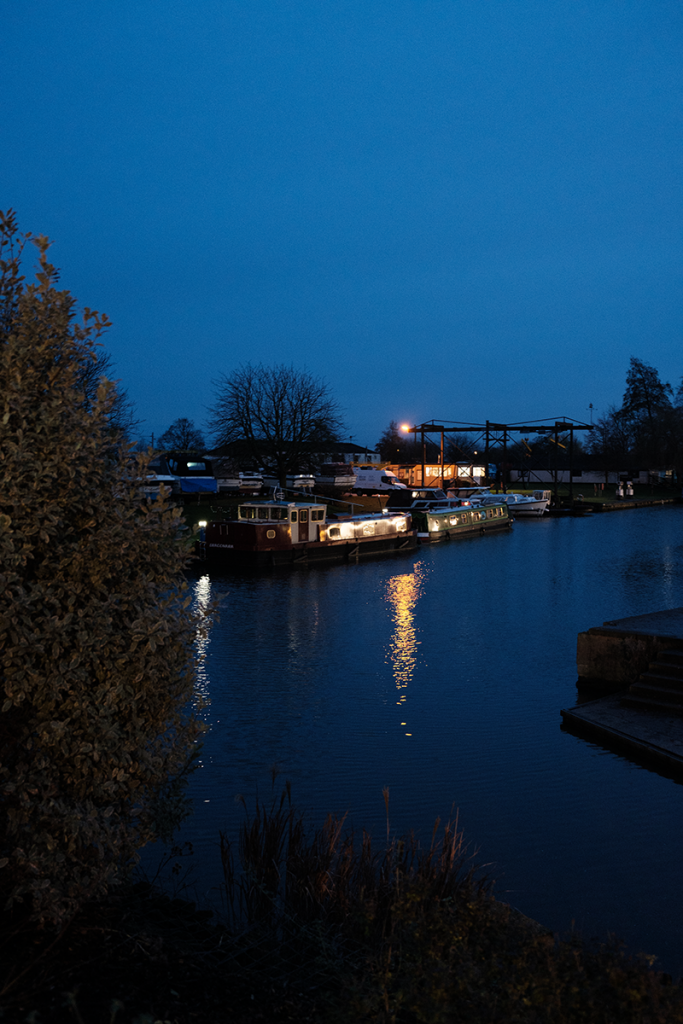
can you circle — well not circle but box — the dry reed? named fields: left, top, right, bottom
left=219, top=779, right=486, bottom=942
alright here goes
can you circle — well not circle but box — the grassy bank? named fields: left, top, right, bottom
left=4, top=788, right=683, bottom=1023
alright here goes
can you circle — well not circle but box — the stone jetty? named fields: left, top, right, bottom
left=562, top=609, right=683, bottom=774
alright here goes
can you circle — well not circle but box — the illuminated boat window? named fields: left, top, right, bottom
left=329, top=526, right=340, bottom=538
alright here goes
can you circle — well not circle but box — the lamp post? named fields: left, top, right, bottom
left=401, top=423, right=418, bottom=485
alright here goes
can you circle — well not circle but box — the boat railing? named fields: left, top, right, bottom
left=207, top=487, right=370, bottom=516
left=264, top=486, right=370, bottom=515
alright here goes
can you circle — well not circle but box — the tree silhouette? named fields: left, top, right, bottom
left=74, top=348, right=139, bottom=440
left=621, top=357, right=674, bottom=466
left=622, top=356, right=672, bottom=424
left=210, top=363, right=344, bottom=486
left=377, top=420, right=418, bottom=461
left=158, top=417, right=206, bottom=452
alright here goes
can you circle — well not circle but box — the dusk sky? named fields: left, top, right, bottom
left=3, top=1, right=681, bottom=448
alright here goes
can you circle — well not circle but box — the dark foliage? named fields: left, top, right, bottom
left=587, top=357, right=683, bottom=477
left=3, top=790, right=683, bottom=1022
left=0, top=210, right=202, bottom=925
left=376, top=421, right=421, bottom=462
left=622, top=356, right=672, bottom=421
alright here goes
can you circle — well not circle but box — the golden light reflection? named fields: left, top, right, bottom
left=385, top=562, right=427, bottom=735
left=192, top=574, right=213, bottom=723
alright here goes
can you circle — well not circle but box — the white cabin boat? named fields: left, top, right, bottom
left=467, top=490, right=549, bottom=517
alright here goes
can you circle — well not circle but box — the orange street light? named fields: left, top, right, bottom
left=400, top=423, right=411, bottom=433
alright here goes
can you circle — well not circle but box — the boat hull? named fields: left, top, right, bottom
left=475, top=494, right=549, bottom=516
left=200, top=505, right=418, bottom=567
left=505, top=504, right=546, bottom=517
left=413, top=503, right=511, bottom=542
left=202, top=531, right=418, bottom=566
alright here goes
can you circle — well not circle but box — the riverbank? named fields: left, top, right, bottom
left=4, top=854, right=683, bottom=1023
left=177, top=487, right=681, bottom=534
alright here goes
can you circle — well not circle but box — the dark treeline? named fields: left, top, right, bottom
left=586, top=357, right=683, bottom=480
left=377, top=358, right=683, bottom=484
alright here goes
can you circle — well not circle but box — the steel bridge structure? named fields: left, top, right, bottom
left=402, top=418, right=594, bottom=501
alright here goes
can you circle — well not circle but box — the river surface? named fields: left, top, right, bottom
left=160, top=504, right=683, bottom=975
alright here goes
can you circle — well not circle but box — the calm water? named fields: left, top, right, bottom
left=163, top=505, right=683, bottom=974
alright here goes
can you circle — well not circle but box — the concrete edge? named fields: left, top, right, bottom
left=560, top=702, right=683, bottom=775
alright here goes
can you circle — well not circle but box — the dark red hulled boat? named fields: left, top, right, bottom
left=199, top=499, right=417, bottom=567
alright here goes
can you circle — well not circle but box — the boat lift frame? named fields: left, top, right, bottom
left=404, top=419, right=594, bottom=503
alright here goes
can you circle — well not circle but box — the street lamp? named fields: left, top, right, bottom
left=400, top=423, right=418, bottom=483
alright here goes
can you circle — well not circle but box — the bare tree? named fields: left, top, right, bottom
left=444, top=432, right=477, bottom=462
left=158, top=417, right=206, bottom=452
left=210, top=364, right=345, bottom=486
left=586, top=405, right=636, bottom=481
left=75, top=348, right=139, bottom=440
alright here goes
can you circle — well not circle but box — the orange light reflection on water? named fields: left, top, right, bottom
left=385, top=562, right=428, bottom=735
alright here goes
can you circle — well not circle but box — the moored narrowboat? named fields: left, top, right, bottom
left=385, top=487, right=511, bottom=542
left=200, top=500, right=418, bottom=566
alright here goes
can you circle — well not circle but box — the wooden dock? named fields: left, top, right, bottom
left=587, top=496, right=678, bottom=512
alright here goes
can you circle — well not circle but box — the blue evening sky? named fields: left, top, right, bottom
left=2, top=1, right=681, bottom=448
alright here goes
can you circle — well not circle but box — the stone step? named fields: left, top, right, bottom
left=650, top=656, right=683, bottom=679
left=628, top=682, right=683, bottom=705
left=638, top=671, right=683, bottom=690
left=657, top=649, right=683, bottom=663
left=621, top=693, right=683, bottom=716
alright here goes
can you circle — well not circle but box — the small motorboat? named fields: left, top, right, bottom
left=469, top=490, right=549, bottom=517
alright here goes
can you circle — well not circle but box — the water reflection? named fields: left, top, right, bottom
left=385, top=561, right=428, bottom=734
left=192, top=574, right=213, bottom=724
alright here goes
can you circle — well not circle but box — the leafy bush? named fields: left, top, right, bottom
left=0, top=211, right=202, bottom=923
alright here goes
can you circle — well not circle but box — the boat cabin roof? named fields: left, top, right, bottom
left=237, top=501, right=327, bottom=521
left=386, top=487, right=451, bottom=507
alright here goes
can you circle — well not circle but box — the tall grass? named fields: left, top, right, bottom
left=217, top=781, right=683, bottom=1023
left=220, top=780, right=485, bottom=940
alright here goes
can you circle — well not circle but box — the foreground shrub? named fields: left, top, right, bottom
left=0, top=210, right=202, bottom=924
left=2, top=790, right=682, bottom=1020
